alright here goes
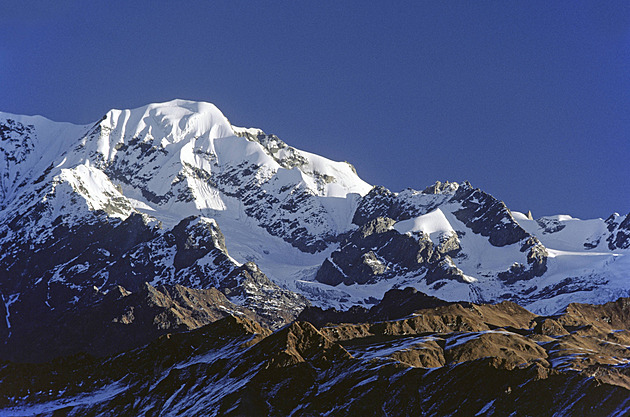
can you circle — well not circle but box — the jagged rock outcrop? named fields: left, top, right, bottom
left=222, top=262, right=309, bottom=327
left=316, top=217, right=432, bottom=286
left=256, top=321, right=352, bottom=369
left=353, top=181, right=531, bottom=249
left=317, top=180, right=566, bottom=308
left=451, top=185, right=530, bottom=247
left=315, top=216, right=469, bottom=287
left=352, top=186, right=409, bottom=226
left=497, top=236, right=548, bottom=284
left=555, top=297, right=630, bottom=331
left=606, top=212, right=630, bottom=250
left=0, top=209, right=305, bottom=361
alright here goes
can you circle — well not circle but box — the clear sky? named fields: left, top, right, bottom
left=1, top=1, right=628, bottom=219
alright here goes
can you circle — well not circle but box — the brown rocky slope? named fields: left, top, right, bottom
left=1, top=290, right=630, bottom=416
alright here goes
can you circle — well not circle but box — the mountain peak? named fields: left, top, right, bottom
left=102, top=99, right=234, bottom=148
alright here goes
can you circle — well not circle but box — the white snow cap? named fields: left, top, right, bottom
left=102, top=99, right=234, bottom=146
left=394, top=208, right=456, bottom=244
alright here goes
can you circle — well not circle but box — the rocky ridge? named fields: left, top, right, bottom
left=2, top=293, right=630, bottom=416
left=0, top=282, right=262, bottom=362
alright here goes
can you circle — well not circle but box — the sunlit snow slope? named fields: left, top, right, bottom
left=0, top=99, right=628, bottom=328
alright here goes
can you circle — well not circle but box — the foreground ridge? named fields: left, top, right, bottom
left=2, top=293, right=630, bottom=416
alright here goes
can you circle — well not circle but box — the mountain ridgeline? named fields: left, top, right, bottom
left=0, top=100, right=629, bottom=415
left=1, top=99, right=629, bottom=357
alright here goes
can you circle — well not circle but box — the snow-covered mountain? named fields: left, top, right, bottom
left=0, top=99, right=628, bottom=360
left=315, top=182, right=630, bottom=314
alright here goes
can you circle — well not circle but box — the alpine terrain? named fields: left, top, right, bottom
left=0, top=100, right=629, bottom=415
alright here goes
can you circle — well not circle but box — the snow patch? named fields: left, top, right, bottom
left=394, top=208, right=456, bottom=245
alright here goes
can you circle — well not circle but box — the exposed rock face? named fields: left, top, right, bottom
left=533, top=318, right=570, bottom=336
left=555, top=297, right=630, bottom=331
left=497, top=237, right=548, bottom=284
left=222, top=262, right=308, bottom=327
left=316, top=217, right=434, bottom=286
left=256, top=321, right=352, bottom=369
left=367, top=287, right=453, bottom=321
left=536, top=216, right=566, bottom=234
left=353, top=182, right=530, bottom=248
left=0, top=119, right=37, bottom=206
left=0, top=283, right=264, bottom=362
left=315, top=216, right=468, bottom=287
left=220, top=129, right=366, bottom=253
left=422, top=180, right=459, bottom=195
left=317, top=180, right=566, bottom=308
left=0, top=209, right=306, bottom=361
left=423, top=256, right=468, bottom=284
left=3, top=297, right=630, bottom=416
left=352, top=185, right=410, bottom=226
left=606, top=212, right=630, bottom=250
left=451, top=185, right=529, bottom=247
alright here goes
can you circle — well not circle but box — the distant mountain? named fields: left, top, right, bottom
left=0, top=99, right=628, bottom=362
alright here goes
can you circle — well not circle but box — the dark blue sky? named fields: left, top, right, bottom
left=1, top=1, right=629, bottom=219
